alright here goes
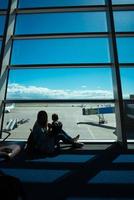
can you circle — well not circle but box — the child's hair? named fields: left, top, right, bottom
left=52, top=113, right=58, bottom=121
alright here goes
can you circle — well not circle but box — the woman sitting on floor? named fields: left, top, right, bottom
left=26, top=110, right=83, bottom=155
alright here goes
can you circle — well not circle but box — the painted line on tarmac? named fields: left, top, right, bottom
left=87, top=125, right=96, bottom=139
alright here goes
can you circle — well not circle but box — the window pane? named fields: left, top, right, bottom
left=15, top=12, right=107, bottom=34
left=19, top=0, right=105, bottom=8
left=11, top=38, right=110, bottom=65
left=120, top=68, right=134, bottom=99
left=112, top=0, right=134, bottom=4
left=114, top=11, right=134, bottom=32
left=117, top=38, right=134, bottom=63
left=120, top=68, right=134, bottom=140
left=0, top=0, right=8, bottom=9
left=0, top=16, right=5, bottom=35
left=123, top=100, right=134, bottom=140
left=3, top=102, right=116, bottom=141
left=7, top=68, right=113, bottom=100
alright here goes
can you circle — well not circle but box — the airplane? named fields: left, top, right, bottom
left=18, top=118, right=30, bottom=125
left=5, top=103, right=15, bottom=113
left=4, top=118, right=30, bottom=131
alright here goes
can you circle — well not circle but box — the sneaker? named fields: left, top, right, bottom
left=73, top=134, right=80, bottom=142
left=72, top=142, right=84, bottom=148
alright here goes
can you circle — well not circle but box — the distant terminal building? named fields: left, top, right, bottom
left=124, top=95, right=134, bottom=129
left=130, top=95, right=134, bottom=99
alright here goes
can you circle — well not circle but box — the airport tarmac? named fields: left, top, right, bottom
left=2, top=103, right=117, bottom=141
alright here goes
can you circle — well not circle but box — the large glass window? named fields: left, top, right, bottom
left=15, top=12, right=107, bottom=34
left=2, top=0, right=134, bottom=144
left=19, top=0, right=105, bottom=8
left=3, top=102, right=116, bottom=140
left=7, top=68, right=113, bottom=100
left=114, top=11, right=134, bottom=32
left=11, top=38, right=110, bottom=65
left=4, top=67, right=115, bottom=141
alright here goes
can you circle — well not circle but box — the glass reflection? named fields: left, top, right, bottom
left=114, top=11, right=134, bottom=32
left=15, top=12, right=107, bottom=34
left=11, top=38, right=110, bottom=65
left=0, top=0, right=8, bottom=9
left=19, top=0, right=105, bottom=8
left=117, top=38, right=134, bottom=63
left=112, top=0, right=134, bottom=4
left=0, top=16, right=5, bottom=35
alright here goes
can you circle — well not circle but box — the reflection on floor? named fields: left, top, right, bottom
left=0, top=142, right=134, bottom=200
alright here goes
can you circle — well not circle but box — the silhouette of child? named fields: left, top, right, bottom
left=51, top=113, right=80, bottom=146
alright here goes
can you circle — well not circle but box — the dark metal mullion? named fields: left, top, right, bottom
left=13, top=32, right=108, bottom=40
left=116, top=32, right=134, bottom=37
left=105, top=0, right=127, bottom=149
left=0, top=0, right=12, bottom=137
left=12, top=32, right=134, bottom=40
left=15, top=5, right=134, bottom=14
left=9, top=63, right=111, bottom=69
left=0, top=4, right=11, bottom=74
left=3, top=0, right=19, bottom=104
left=16, top=5, right=106, bottom=14
left=5, top=99, right=115, bottom=104
left=9, top=63, right=134, bottom=69
left=120, top=63, right=134, bottom=67
left=112, top=4, right=134, bottom=11
left=0, top=0, right=18, bottom=138
left=0, top=10, right=7, bottom=15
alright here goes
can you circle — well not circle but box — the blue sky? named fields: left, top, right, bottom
left=8, top=68, right=113, bottom=99
left=7, top=67, right=134, bottom=100
left=9, top=68, right=111, bottom=90
left=0, top=0, right=134, bottom=100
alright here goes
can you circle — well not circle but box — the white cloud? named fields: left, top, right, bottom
left=81, top=85, right=87, bottom=88
left=7, top=83, right=113, bottom=99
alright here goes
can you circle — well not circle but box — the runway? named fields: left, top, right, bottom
left=2, top=103, right=117, bottom=141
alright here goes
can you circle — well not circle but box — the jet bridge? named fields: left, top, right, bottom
left=82, top=106, right=115, bottom=124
